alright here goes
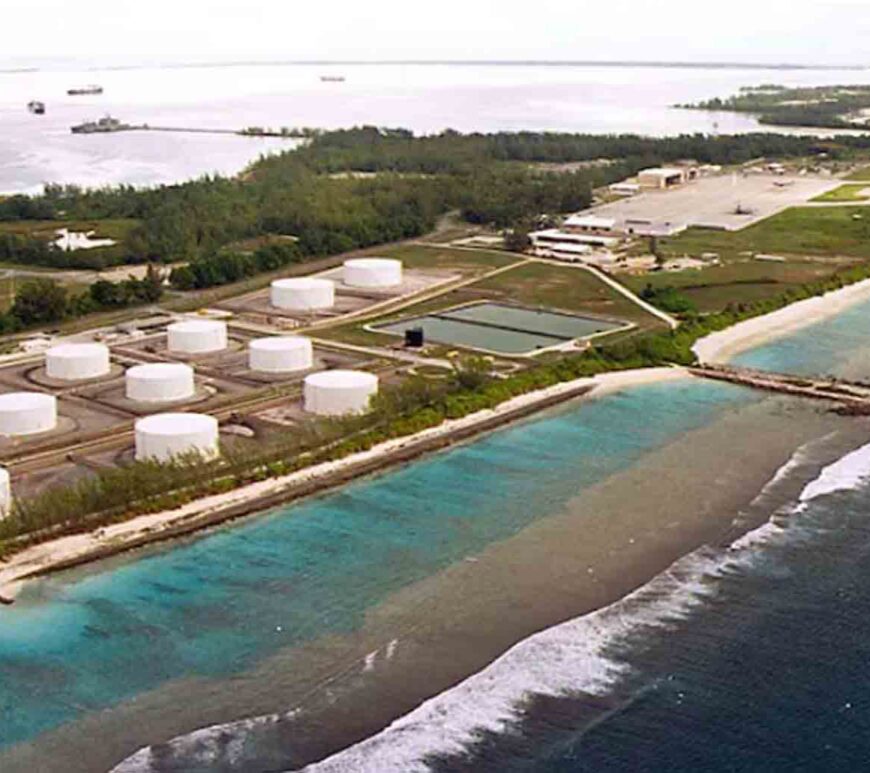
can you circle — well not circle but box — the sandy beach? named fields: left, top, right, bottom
left=0, top=366, right=686, bottom=601
left=693, top=277, right=870, bottom=364
left=6, top=272, right=870, bottom=604
left=10, top=382, right=866, bottom=773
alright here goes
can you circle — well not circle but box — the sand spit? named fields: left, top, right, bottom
left=0, top=367, right=686, bottom=601
left=693, top=278, right=870, bottom=364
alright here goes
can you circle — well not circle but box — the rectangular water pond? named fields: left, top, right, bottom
left=372, top=302, right=627, bottom=355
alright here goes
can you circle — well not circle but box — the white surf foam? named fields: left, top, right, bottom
left=118, top=443, right=870, bottom=773
left=298, top=442, right=870, bottom=773
left=293, top=550, right=734, bottom=773
left=112, top=709, right=298, bottom=772
left=798, top=442, right=870, bottom=505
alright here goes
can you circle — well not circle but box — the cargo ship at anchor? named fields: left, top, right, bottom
left=67, top=84, right=103, bottom=96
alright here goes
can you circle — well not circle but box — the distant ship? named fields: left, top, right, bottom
left=71, top=115, right=132, bottom=134
left=320, top=75, right=346, bottom=83
left=27, top=100, right=45, bottom=115
left=67, top=84, right=103, bottom=96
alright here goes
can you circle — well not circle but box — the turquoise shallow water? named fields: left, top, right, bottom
left=731, top=296, right=870, bottom=377
left=0, top=380, right=750, bottom=750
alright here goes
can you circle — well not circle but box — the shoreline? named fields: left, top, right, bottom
left=6, top=271, right=870, bottom=603
left=87, top=383, right=867, bottom=773
left=0, top=366, right=686, bottom=602
left=693, top=277, right=870, bottom=363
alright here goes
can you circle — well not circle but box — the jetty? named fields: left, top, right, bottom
left=70, top=121, right=312, bottom=138
left=690, top=363, right=870, bottom=412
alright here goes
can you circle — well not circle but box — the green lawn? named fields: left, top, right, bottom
left=623, top=258, right=856, bottom=313
left=811, top=184, right=870, bottom=203
left=373, top=244, right=517, bottom=273
left=846, top=166, right=870, bottom=181
left=660, top=206, right=870, bottom=262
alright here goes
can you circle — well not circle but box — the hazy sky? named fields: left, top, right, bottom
left=4, top=0, right=870, bottom=66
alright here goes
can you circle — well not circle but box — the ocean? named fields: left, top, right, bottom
left=3, top=295, right=870, bottom=770
left=2, top=61, right=870, bottom=193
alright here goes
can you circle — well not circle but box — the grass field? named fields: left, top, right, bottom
left=377, top=244, right=517, bottom=272
left=316, top=257, right=667, bottom=352
left=846, top=166, right=870, bottom=181
left=660, top=206, right=870, bottom=262
left=623, top=258, right=852, bottom=313
left=811, top=184, right=870, bottom=203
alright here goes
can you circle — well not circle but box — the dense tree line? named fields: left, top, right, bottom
left=682, top=85, right=870, bottom=130
left=0, top=267, right=163, bottom=332
left=5, top=127, right=870, bottom=280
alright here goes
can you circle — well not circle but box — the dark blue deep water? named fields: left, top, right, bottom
left=428, top=481, right=870, bottom=773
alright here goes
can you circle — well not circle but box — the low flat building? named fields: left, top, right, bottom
left=563, top=214, right=619, bottom=232
left=530, top=227, right=620, bottom=250
left=637, top=167, right=687, bottom=189
left=609, top=182, right=641, bottom=196
left=621, top=219, right=688, bottom=238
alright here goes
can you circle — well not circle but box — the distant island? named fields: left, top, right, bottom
left=678, top=84, right=870, bottom=130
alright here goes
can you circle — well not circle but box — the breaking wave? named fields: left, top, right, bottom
left=115, top=442, right=870, bottom=773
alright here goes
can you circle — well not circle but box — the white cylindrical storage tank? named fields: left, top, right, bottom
left=135, top=413, right=219, bottom=463
left=45, top=343, right=111, bottom=381
left=167, top=320, right=227, bottom=354
left=249, top=337, right=313, bottom=373
left=0, top=467, right=11, bottom=518
left=304, top=370, right=379, bottom=416
left=270, top=278, right=335, bottom=311
left=0, top=392, right=57, bottom=436
left=343, top=258, right=403, bottom=288
left=126, top=363, right=195, bottom=403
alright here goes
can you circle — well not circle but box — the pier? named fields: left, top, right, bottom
left=71, top=123, right=312, bottom=138
left=690, top=364, right=870, bottom=412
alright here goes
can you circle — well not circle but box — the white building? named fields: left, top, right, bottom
left=620, top=219, right=689, bottom=238
left=609, top=182, right=641, bottom=196
left=530, top=228, right=620, bottom=251
left=562, top=214, right=619, bottom=233
left=637, top=168, right=688, bottom=189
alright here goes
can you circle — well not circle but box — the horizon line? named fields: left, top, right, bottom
left=2, top=57, right=868, bottom=74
